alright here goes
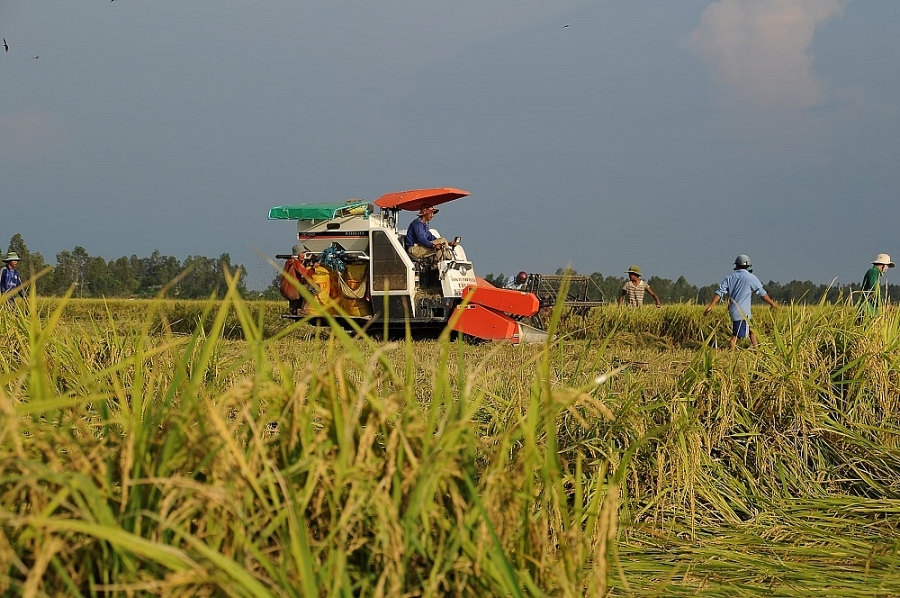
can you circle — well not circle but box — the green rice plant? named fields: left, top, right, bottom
left=1, top=275, right=641, bottom=596
left=4, top=286, right=900, bottom=595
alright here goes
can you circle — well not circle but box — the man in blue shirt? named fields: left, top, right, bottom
left=704, top=254, right=777, bottom=349
left=405, top=205, right=455, bottom=265
left=0, top=252, right=24, bottom=303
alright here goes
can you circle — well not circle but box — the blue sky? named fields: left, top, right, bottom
left=2, top=0, right=899, bottom=290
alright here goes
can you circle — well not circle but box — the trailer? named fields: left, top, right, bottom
left=269, top=188, right=549, bottom=344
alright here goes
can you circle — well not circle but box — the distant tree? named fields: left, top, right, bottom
left=109, top=256, right=139, bottom=297
left=647, top=276, right=672, bottom=301
left=263, top=272, right=283, bottom=299
left=670, top=276, right=699, bottom=303
left=587, top=272, right=622, bottom=303
left=888, top=284, right=900, bottom=303
left=177, top=253, right=246, bottom=298
left=83, top=256, right=114, bottom=297
left=697, top=284, right=718, bottom=304
left=483, top=273, right=507, bottom=287
left=216, top=253, right=247, bottom=296
left=128, top=255, right=146, bottom=290
left=47, top=250, right=79, bottom=296
left=180, top=255, right=219, bottom=298
left=137, top=250, right=181, bottom=296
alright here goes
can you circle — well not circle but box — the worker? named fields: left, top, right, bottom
left=617, top=265, right=661, bottom=308
left=405, top=205, right=455, bottom=265
left=0, top=252, right=24, bottom=303
left=858, top=253, right=894, bottom=320
left=280, top=244, right=315, bottom=316
left=505, top=271, right=528, bottom=290
left=704, top=254, right=777, bottom=349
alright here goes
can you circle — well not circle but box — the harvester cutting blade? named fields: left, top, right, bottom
left=516, top=321, right=550, bottom=344
left=450, top=303, right=550, bottom=344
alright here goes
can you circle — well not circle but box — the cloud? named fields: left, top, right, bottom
left=0, top=111, right=69, bottom=159
left=690, top=0, right=847, bottom=110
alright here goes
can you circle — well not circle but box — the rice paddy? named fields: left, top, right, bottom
left=1, top=282, right=899, bottom=596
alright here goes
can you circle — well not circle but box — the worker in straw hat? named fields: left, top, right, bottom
left=617, top=265, right=661, bottom=308
left=0, top=251, right=24, bottom=302
left=858, top=253, right=894, bottom=320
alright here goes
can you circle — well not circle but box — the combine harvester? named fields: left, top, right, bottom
left=269, top=188, right=549, bottom=344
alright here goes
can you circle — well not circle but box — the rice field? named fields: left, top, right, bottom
left=1, top=281, right=900, bottom=596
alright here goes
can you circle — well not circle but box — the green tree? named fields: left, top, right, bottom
left=263, top=270, right=284, bottom=299
left=216, top=253, right=247, bottom=296
left=47, top=250, right=79, bottom=296
left=109, top=257, right=139, bottom=297
left=180, top=255, right=219, bottom=298
left=137, top=250, right=181, bottom=296
left=670, top=275, right=699, bottom=303
left=83, top=256, right=117, bottom=297
left=483, top=272, right=507, bottom=287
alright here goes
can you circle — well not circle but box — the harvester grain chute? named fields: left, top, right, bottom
left=269, top=188, right=550, bottom=344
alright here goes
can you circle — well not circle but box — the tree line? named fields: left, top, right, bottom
left=5, top=234, right=246, bottom=299
left=5, top=232, right=893, bottom=304
left=483, top=268, right=898, bottom=306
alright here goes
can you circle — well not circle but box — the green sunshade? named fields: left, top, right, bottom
left=268, top=200, right=369, bottom=221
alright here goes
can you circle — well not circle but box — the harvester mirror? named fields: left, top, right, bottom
left=453, top=236, right=461, bottom=244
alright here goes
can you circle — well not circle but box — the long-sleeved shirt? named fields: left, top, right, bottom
left=715, top=269, right=768, bottom=322
left=0, top=266, right=23, bottom=300
left=404, top=217, right=437, bottom=249
left=859, top=265, right=883, bottom=315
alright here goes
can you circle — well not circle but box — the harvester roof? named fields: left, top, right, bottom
left=374, top=187, right=470, bottom=212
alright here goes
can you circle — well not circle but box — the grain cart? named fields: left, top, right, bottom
left=269, top=187, right=549, bottom=344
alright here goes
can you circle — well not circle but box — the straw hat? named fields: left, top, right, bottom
left=2, top=252, right=20, bottom=263
left=872, top=253, right=895, bottom=268
left=625, top=265, right=641, bottom=276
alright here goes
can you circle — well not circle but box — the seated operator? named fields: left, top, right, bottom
left=405, top=205, right=456, bottom=264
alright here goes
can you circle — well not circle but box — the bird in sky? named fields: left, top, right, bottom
left=563, top=24, right=570, bottom=28
left=33, top=56, right=39, bottom=60
left=3, top=38, right=8, bottom=53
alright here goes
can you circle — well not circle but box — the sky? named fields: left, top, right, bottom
left=2, top=0, right=899, bottom=290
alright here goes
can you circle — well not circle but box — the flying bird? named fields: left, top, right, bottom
left=563, top=24, right=570, bottom=28
left=3, top=38, right=8, bottom=53
left=33, top=56, right=39, bottom=60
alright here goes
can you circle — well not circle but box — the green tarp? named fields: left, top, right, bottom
left=268, top=200, right=370, bottom=221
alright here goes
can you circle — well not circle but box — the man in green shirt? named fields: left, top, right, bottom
left=859, top=253, right=894, bottom=319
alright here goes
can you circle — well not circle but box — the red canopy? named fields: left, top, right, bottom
left=374, top=187, right=470, bottom=212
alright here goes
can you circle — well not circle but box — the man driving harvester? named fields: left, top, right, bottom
left=405, top=205, right=456, bottom=266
